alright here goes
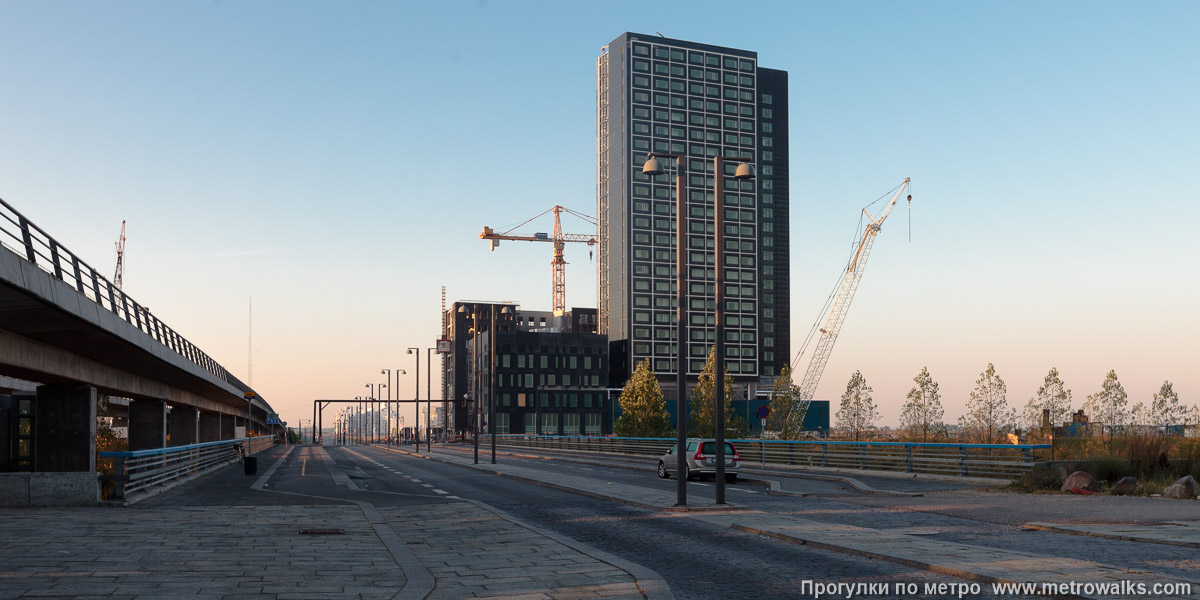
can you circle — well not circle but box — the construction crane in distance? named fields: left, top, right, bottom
left=480, top=205, right=598, bottom=315
left=114, top=220, right=126, bottom=289
left=786, top=178, right=911, bottom=432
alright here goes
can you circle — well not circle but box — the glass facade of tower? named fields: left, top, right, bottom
left=598, top=33, right=789, bottom=390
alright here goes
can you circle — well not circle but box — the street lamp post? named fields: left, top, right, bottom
left=643, top=152, right=756, bottom=506
left=381, top=369, right=391, bottom=446
left=427, top=347, right=435, bottom=446
left=712, top=155, right=756, bottom=505
left=407, top=347, right=420, bottom=451
left=458, top=305, right=480, bottom=464
left=642, top=152, right=688, bottom=507
left=487, top=305, right=511, bottom=464
left=365, top=384, right=375, bottom=443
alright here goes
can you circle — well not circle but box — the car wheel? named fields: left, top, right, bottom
left=657, top=461, right=670, bottom=479
left=683, top=465, right=692, bottom=481
left=725, top=474, right=737, bottom=484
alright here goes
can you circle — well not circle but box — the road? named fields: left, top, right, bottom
left=276, top=445, right=975, bottom=599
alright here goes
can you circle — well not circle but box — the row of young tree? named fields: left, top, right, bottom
left=823, top=364, right=1198, bottom=443
left=613, top=348, right=749, bottom=439
left=614, top=353, right=1198, bottom=444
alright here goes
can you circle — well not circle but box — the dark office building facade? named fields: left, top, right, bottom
left=597, top=33, right=790, bottom=398
left=446, top=302, right=611, bottom=436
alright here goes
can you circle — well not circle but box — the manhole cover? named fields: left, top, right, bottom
left=299, top=528, right=345, bottom=535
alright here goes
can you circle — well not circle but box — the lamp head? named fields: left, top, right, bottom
left=734, top=162, right=757, bottom=180
left=642, top=155, right=664, bottom=176
left=406, top=348, right=413, bottom=355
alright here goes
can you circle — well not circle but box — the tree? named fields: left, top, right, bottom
left=958, top=363, right=1015, bottom=443
left=766, top=364, right=806, bottom=439
left=1022, top=367, right=1073, bottom=433
left=1082, top=370, right=1128, bottom=439
left=1150, top=380, right=1186, bottom=430
left=835, top=371, right=878, bottom=441
left=614, top=359, right=673, bottom=438
left=899, top=366, right=944, bottom=442
left=687, top=347, right=748, bottom=438
left=1130, top=401, right=1148, bottom=430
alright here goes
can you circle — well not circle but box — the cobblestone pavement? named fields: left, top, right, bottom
left=0, top=505, right=404, bottom=600
left=402, top=502, right=643, bottom=600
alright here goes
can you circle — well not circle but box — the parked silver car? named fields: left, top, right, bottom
left=657, top=438, right=740, bottom=483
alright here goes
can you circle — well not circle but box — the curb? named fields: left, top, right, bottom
left=414, top=443, right=918, bottom=497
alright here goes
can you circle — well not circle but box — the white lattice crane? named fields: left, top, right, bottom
left=786, top=178, right=911, bottom=431
left=114, top=220, right=126, bottom=289
left=480, top=205, right=597, bottom=315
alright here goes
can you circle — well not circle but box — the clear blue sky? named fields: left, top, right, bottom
left=1, top=1, right=1196, bottom=428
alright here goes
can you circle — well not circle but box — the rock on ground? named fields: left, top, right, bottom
left=1061, top=470, right=1098, bottom=493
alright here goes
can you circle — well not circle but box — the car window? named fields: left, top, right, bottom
left=686, top=441, right=698, bottom=452
left=700, top=442, right=735, bottom=454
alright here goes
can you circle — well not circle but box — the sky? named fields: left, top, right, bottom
left=1, top=1, right=1196, bottom=429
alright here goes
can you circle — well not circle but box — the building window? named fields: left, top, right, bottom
left=524, top=412, right=535, bottom=433
left=762, top=93, right=773, bottom=104
left=564, top=413, right=580, bottom=434
left=496, top=413, right=510, bottom=434
left=585, top=414, right=601, bottom=434
left=541, top=412, right=559, bottom=435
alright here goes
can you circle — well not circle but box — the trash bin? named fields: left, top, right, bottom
left=243, top=456, right=258, bottom=475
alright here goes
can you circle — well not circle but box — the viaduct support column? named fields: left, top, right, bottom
left=220, top=414, right=236, bottom=440
left=198, top=411, right=221, bottom=442
left=34, top=384, right=96, bottom=472
left=168, top=406, right=199, bottom=447
left=128, top=399, right=167, bottom=451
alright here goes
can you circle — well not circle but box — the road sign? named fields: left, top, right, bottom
left=757, top=405, right=770, bottom=419
left=244, top=391, right=256, bottom=400
left=761, top=418, right=767, bottom=427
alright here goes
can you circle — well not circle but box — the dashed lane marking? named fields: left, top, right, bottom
left=434, top=490, right=449, bottom=495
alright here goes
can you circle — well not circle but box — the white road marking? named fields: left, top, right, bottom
left=421, top=484, right=434, bottom=488
left=434, top=490, right=449, bottom=495
left=410, top=479, right=422, bottom=482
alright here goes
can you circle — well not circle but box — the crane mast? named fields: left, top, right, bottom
left=480, top=205, right=597, bottom=315
left=113, top=220, right=126, bottom=289
left=788, top=178, right=910, bottom=431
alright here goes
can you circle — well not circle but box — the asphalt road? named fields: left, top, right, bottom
left=323, top=445, right=969, bottom=599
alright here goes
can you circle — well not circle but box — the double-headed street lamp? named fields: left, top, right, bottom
left=406, top=347, right=421, bottom=451
left=457, top=303, right=511, bottom=464
left=642, top=152, right=755, bottom=507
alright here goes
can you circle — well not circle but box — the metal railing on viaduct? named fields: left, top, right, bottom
left=0, top=195, right=281, bottom=506
left=0, top=197, right=252, bottom=393
left=487, top=434, right=1051, bottom=480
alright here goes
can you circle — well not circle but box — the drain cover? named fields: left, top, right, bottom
left=299, top=528, right=345, bottom=535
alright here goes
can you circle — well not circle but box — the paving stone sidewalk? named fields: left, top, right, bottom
left=0, top=505, right=403, bottom=600
left=1026, top=520, right=1200, bottom=548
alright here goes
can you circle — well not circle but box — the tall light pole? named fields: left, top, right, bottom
left=487, top=305, right=512, bottom=464
left=379, top=381, right=387, bottom=443
left=365, top=384, right=375, bottom=443
left=426, top=347, right=436, bottom=446
left=458, top=305, right=480, bottom=463
left=712, top=155, right=756, bottom=505
left=407, top=347, right=420, bottom=451
left=642, top=152, right=689, bottom=507
left=381, top=369, right=391, bottom=446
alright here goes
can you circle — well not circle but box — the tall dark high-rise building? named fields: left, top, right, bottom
left=597, top=33, right=789, bottom=399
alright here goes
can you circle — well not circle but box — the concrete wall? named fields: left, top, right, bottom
left=0, top=472, right=99, bottom=507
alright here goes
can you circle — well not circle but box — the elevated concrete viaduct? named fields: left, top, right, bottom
left=0, top=197, right=280, bottom=505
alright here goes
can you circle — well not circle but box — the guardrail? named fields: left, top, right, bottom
left=487, top=435, right=1050, bottom=479
left=0, top=197, right=254, bottom=396
left=99, top=436, right=274, bottom=500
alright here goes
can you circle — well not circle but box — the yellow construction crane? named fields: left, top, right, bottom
left=480, top=205, right=597, bottom=315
